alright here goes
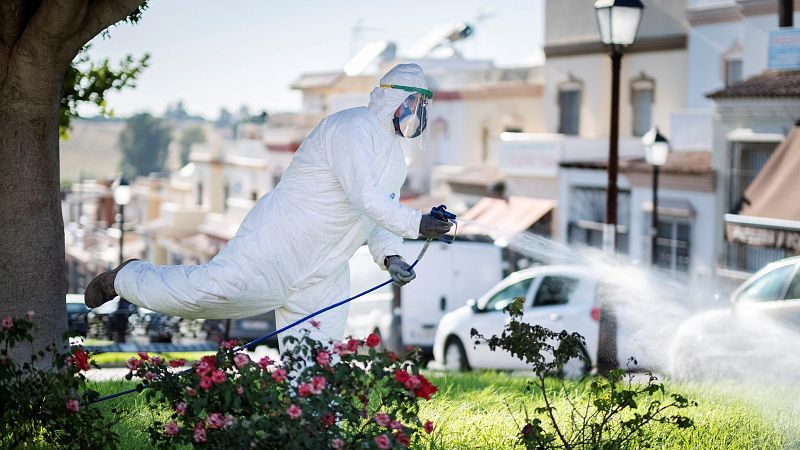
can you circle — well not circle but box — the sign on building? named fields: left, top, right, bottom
left=768, top=28, right=800, bottom=71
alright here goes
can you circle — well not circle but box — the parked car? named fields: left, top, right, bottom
left=669, top=256, right=800, bottom=380
left=433, top=265, right=602, bottom=372
left=204, top=312, right=279, bottom=348
left=66, top=294, right=89, bottom=337
left=345, top=240, right=504, bottom=354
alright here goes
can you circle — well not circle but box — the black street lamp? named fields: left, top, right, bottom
left=111, top=176, right=132, bottom=343
left=641, top=126, right=670, bottom=266
left=594, top=0, right=644, bottom=374
left=594, top=0, right=644, bottom=253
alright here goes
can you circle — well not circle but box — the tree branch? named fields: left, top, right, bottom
left=57, top=0, right=146, bottom=62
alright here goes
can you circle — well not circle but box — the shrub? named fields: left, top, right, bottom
left=471, top=298, right=696, bottom=450
left=0, top=313, right=119, bottom=449
left=126, top=330, right=438, bottom=448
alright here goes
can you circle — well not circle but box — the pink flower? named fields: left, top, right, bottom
left=165, top=420, right=180, bottom=436
left=170, top=358, right=186, bottom=368
left=424, top=420, right=434, bottom=434
left=271, top=367, right=287, bottom=383
left=374, top=434, right=390, bottom=450
left=395, top=432, right=410, bottom=447
left=366, top=333, right=381, bottom=348
left=221, top=339, right=238, bottom=350
left=286, top=404, right=302, bottom=420
left=320, top=412, right=336, bottom=427
left=186, top=386, right=197, bottom=397
left=211, top=369, right=226, bottom=384
left=311, top=375, right=327, bottom=394
left=236, top=384, right=245, bottom=396
left=389, top=420, right=404, bottom=431
left=65, top=398, right=80, bottom=413
left=223, top=414, right=234, bottom=428
left=258, top=356, right=272, bottom=370
left=234, top=353, right=250, bottom=369
left=196, top=360, right=213, bottom=377
left=316, top=350, right=331, bottom=367
left=144, top=371, right=157, bottom=382
left=174, top=401, right=187, bottom=416
left=331, top=438, right=345, bottom=450
left=347, top=338, right=360, bottom=352
left=199, top=377, right=213, bottom=390
left=206, top=412, right=226, bottom=429
left=127, top=357, right=141, bottom=371
left=151, top=356, right=163, bottom=366
left=374, top=412, right=391, bottom=427
left=25, top=310, right=34, bottom=320
left=298, top=383, right=312, bottom=397
left=310, top=319, right=321, bottom=329
left=137, top=351, right=150, bottom=361
left=1, top=317, right=13, bottom=330
left=193, top=422, right=207, bottom=443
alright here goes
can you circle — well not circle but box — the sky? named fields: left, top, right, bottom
left=82, top=0, right=544, bottom=119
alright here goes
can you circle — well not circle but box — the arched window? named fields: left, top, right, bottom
left=630, top=73, right=655, bottom=137
left=723, top=42, right=743, bottom=87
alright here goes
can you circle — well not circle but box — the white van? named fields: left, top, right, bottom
left=346, top=239, right=503, bottom=353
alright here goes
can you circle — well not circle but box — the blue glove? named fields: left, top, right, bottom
left=385, top=255, right=416, bottom=286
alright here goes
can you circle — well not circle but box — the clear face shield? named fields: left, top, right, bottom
left=380, top=84, right=433, bottom=151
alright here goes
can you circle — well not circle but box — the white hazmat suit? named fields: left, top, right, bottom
left=114, top=64, right=427, bottom=349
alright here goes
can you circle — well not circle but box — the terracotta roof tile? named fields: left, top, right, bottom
left=707, top=70, right=800, bottom=99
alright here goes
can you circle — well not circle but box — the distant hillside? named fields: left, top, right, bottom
left=60, top=118, right=125, bottom=183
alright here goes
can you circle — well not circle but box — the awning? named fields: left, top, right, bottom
left=458, top=196, right=556, bottom=237
left=739, top=127, right=800, bottom=221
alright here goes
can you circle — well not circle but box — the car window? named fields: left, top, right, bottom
left=785, top=267, right=800, bottom=300
left=738, top=264, right=795, bottom=303
left=533, top=276, right=579, bottom=307
left=482, top=278, right=534, bottom=312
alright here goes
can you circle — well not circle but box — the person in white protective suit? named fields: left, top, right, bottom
left=84, top=63, right=453, bottom=351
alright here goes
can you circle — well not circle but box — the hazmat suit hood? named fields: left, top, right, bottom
left=369, top=63, right=428, bottom=135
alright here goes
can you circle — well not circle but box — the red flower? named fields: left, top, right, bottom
left=2, top=317, right=13, bottom=330
left=65, top=398, right=80, bottom=413
left=137, top=351, right=150, bottom=361
left=388, top=351, right=399, bottom=362
left=170, top=358, right=186, bottom=368
left=199, top=377, right=213, bottom=390
left=193, top=422, right=207, bottom=443
left=72, top=349, right=90, bottom=371
left=395, top=432, right=410, bottom=447
left=374, top=412, right=391, bottom=427
left=346, top=339, right=360, bottom=352
left=366, top=333, right=381, bottom=348
left=211, top=369, right=226, bottom=384
left=186, top=386, right=197, bottom=397
left=310, top=319, right=321, bottom=329
left=165, top=420, right=180, bottom=436
left=298, top=383, right=312, bottom=397
left=234, top=353, right=250, bottom=369
left=374, top=434, right=390, bottom=450
left=258, top=356, right=272, bottom=370
left=389, top=420, right=404, bottom=431
left=424, top=420, right=435, bottom=434
left=413, top=374, right=438, bottom=400
left=127, top=357, right=141, bottom=371
left=286, top=404, right=302, bottom=420
left=221, top=339, right=238, bottom=350
left=394, top=369, right=410, bottom=384
left=311, top=375, right=327, bottom=394
left=174, top=401, right=187, bottom=416
left=271, top=368, right=287, bottom=383
left=316, top=350, right=331, bottom=367
left=320, top=412, right=336, bottom=427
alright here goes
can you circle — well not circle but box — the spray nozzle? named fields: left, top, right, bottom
left=429, top=205, right=457, bottom=244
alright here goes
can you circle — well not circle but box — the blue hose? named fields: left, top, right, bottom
left=90, top=242, right=431, bottom=405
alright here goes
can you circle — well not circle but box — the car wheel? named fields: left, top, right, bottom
left=444, top=336, right=470, bottom=372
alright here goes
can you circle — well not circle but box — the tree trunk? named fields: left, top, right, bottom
left=0, top=44, right=69, bottom=353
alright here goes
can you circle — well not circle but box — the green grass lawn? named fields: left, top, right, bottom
left=91, top=351, right=215, bottom=367
left=88, top=371, right=800, bottom=449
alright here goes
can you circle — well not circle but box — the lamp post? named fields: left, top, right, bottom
left=594, top=0, right=644, bottom=254
left=641, top=126, right=670, bottom=266
left=594, top=0, right=644, bottom=374
left=112, top=176, right=132, bottom=343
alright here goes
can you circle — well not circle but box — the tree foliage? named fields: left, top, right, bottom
left=178, top=126, right=206, bottom=167
left=61, top=50, right=150, bottom=138
left=119, top=112, right=171, bottom=178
